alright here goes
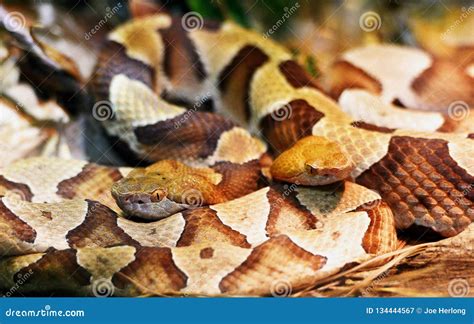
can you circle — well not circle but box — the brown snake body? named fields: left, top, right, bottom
left=0, top=14, right=472, bottom=296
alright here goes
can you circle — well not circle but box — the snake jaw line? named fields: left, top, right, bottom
left=115, top=194, right=189, bottom=220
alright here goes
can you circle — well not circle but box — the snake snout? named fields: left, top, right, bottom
left=122, top=189, right=168, bottom=204
left=111, top=181, right=188, bottom=220
left=122, top=192, right=156, bottom=205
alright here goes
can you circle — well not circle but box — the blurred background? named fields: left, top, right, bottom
left=0, top=0, right=472, bottom=164
left=1, top=0, right=473, bottom=79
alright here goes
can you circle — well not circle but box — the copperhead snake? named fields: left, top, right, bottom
left=0, top=13, right=473, bottom=297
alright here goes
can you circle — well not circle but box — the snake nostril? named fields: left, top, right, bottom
left=123, top=194, right=149, bottom=205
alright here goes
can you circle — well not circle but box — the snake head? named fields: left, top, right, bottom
left=270, top=136, right=354, bottom=186
left=112, top=163, right=187, bottom=219
left=111, top=160, right=220, bottom=220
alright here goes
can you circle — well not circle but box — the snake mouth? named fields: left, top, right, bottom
left=120, top=192, right=163, bottom=205
left=280, top=172, right=343, bottom=186
left=114, top=192, right=189, bottom=220
left=274, top=165, right=352, bottom=186
left=111, top=183, right=187, bottom=220
left=301, top=165, right=352, bottom=185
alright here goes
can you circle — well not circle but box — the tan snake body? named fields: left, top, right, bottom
left=0, top=13, right=472, bottom=296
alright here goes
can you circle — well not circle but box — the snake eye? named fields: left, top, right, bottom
left=151, top=189, right=167, bottom=202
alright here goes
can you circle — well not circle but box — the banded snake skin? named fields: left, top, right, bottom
left=0, top=13, right=472, bottom=296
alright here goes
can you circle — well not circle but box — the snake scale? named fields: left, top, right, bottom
left=0, top=13, right=472, bottom=297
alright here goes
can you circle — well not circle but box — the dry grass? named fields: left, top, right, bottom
left=294, top=224, right=474, bottom=297
left=292, top=242, right=435, bottom=297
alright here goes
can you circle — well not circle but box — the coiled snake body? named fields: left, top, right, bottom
left=0, top=14, right=472, bottom=296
